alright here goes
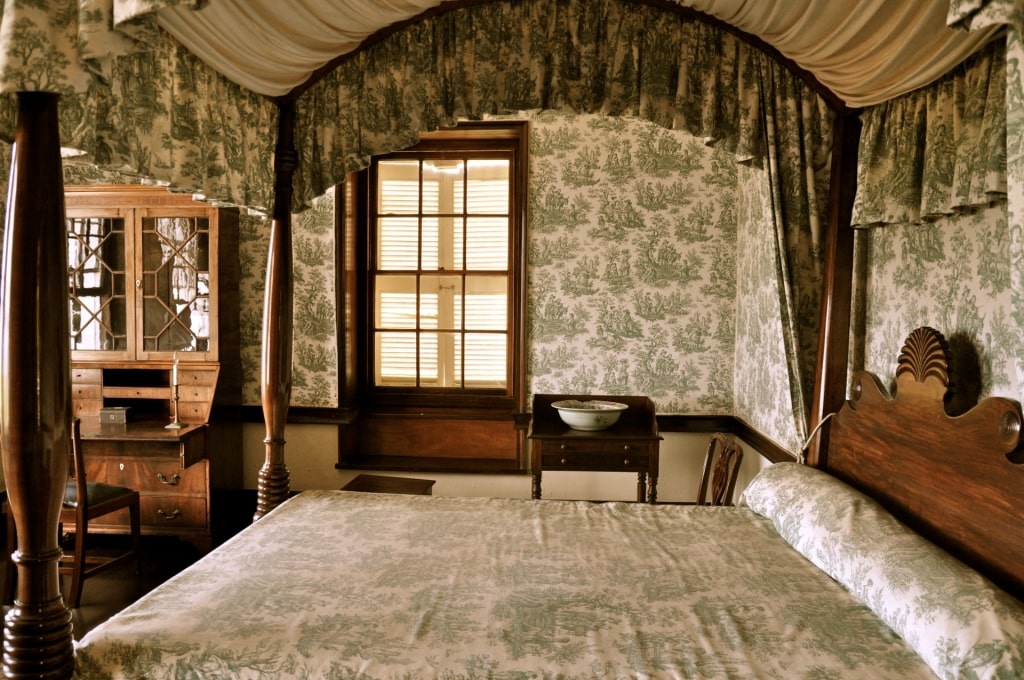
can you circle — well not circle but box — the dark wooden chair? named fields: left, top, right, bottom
left=5, top=418, right=141, bottom=608
left=696, top=433, right=744, bottom=506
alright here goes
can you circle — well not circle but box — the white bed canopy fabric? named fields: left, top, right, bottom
left=150, top=0, right=1001, bottom=106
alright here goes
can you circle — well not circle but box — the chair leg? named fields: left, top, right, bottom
left=65, top=527, right=86, bottom=609
left=130, top=502, right=142, bottom=576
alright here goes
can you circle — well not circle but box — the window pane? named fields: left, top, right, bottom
left=375, top=273, right=418, bottom=329
left=376, top=331, right=417, bottom=385
left=423, top=160, right=463, bottom=210
left=377, top=218, right=419, bottom=270
left=421, top=275, right=460, bottom=330
left=421, top=217, right=439, bottom=270
left=463, top=276, right=507, bottom=330
left=463, top=217, right=508, bottom=270
left=377, top=160, right=421, bottom=214
left=466, top=159, right=509, bottom=213
left=457, top=333, right=507, bottom=387
left=417, top=288, right=440, bottom=330
left=418, top=332, right=440, bottom=384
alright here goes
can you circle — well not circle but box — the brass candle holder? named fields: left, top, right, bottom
left=166, top=383, right=184, bottom=429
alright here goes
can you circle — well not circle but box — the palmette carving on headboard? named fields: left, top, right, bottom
left=895, top=326, right=951, bottom=388
left=824, top=326, right=1024, bottom=601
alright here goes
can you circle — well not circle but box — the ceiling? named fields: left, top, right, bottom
left=155, top=0, right=1002, bottom=107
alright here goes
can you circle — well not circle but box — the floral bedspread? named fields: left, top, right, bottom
left=73, top=489, right=937, bottom=679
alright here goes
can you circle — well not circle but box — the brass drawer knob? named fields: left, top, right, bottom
left=560, top=457, right=568, bottom=465
left=623, top=458, right=631, bottom=466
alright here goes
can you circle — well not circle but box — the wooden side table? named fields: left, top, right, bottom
left=528, top=394, right=661, bottom=503
left=341, top=474, right=436, bottom=496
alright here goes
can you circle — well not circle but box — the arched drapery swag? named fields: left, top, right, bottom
left=851, top=36, right=1007, bottom=229
left=294, top=0, right=779, bottom=207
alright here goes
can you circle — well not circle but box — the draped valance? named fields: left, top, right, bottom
left=293, top=0, right=781, bottom=208
left=852, top=36, right=1007, bottom=229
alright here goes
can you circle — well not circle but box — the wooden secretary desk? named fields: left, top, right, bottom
left=65, top=186, right=242, bottom=552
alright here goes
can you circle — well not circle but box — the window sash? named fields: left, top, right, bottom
left=372, top=153, right=511, bottom=390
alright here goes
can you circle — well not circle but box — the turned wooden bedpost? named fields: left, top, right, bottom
left=255, top=100, right=296, bottom=519
left=0, top=92, right=75, bottom=678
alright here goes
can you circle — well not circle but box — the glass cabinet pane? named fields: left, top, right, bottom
left=141, top=216, right=211, bottom=352
left=68, top=217, right=128, bottom=351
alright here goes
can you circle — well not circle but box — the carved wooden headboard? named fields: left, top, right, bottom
left=822, top=327, right=1024, bottom=601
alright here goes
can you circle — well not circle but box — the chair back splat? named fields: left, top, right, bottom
left=696, top=433, right=744, bottom=506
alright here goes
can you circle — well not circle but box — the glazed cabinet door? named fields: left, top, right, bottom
left=67, top=206, right=134, bottom=361
left=136, top=207, right=218, bottom=361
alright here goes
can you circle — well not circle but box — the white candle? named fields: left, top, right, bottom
left=172, top=352, right=179, bottom=386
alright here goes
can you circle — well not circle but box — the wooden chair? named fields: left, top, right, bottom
left=5, top=418, right=141, bottom=608
left=696, top=433, right=744, bottom=506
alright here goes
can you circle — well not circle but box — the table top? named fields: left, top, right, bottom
left=528, top=393, right=660, bottom=440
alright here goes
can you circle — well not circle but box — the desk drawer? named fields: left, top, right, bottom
left=141, top=495, right=207, bottom=529
left=84, top=457, right=207, bottom=494
left=87, top=495, right=207, bottom=531
left=540, top=448, right=651, bottom=471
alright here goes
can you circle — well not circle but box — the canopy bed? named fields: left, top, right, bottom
left=0, top=1, right=1021, bottom=678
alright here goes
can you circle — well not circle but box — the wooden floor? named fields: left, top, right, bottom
left=2, top=489, right=255, bottom=640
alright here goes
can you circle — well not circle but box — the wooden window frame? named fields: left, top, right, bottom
left=336, top=121, right=529, bottom=473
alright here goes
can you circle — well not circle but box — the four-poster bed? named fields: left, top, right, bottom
left=66, top=326, right=1024, bottom=677
left=0, top=0, right=1021, bottom=678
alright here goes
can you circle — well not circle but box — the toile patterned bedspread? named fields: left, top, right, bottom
left=73, top=487, right=942, bottom=679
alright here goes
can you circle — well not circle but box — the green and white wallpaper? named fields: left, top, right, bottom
left=852, top=203, right=1018, bottom=403
left=521, top=110, right=737, bottom=412
left=236, top=110, right=741, bottom=411
left=237, top=194, right=339, bottom=407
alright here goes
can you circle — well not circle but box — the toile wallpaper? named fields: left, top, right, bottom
left=232, top=110, right=742, bottom=411
left=520, top=110, right=737, bottom=413
left=852, top=203, right=1018, bottom=405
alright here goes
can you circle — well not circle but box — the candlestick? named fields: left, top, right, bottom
left=166, top=382, right=184, bottom=429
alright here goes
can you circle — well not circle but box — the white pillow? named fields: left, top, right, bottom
left=741, top=462, right=1024, bottom=680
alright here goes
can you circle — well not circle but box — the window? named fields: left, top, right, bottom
left=338, top=121, right=528, bottom=473
left=372, top=155, right=510, bottom=390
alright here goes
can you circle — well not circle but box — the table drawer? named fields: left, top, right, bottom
left=540, top=449, right=651, bottom=471
left=84, top=457, right=207, bottom=494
